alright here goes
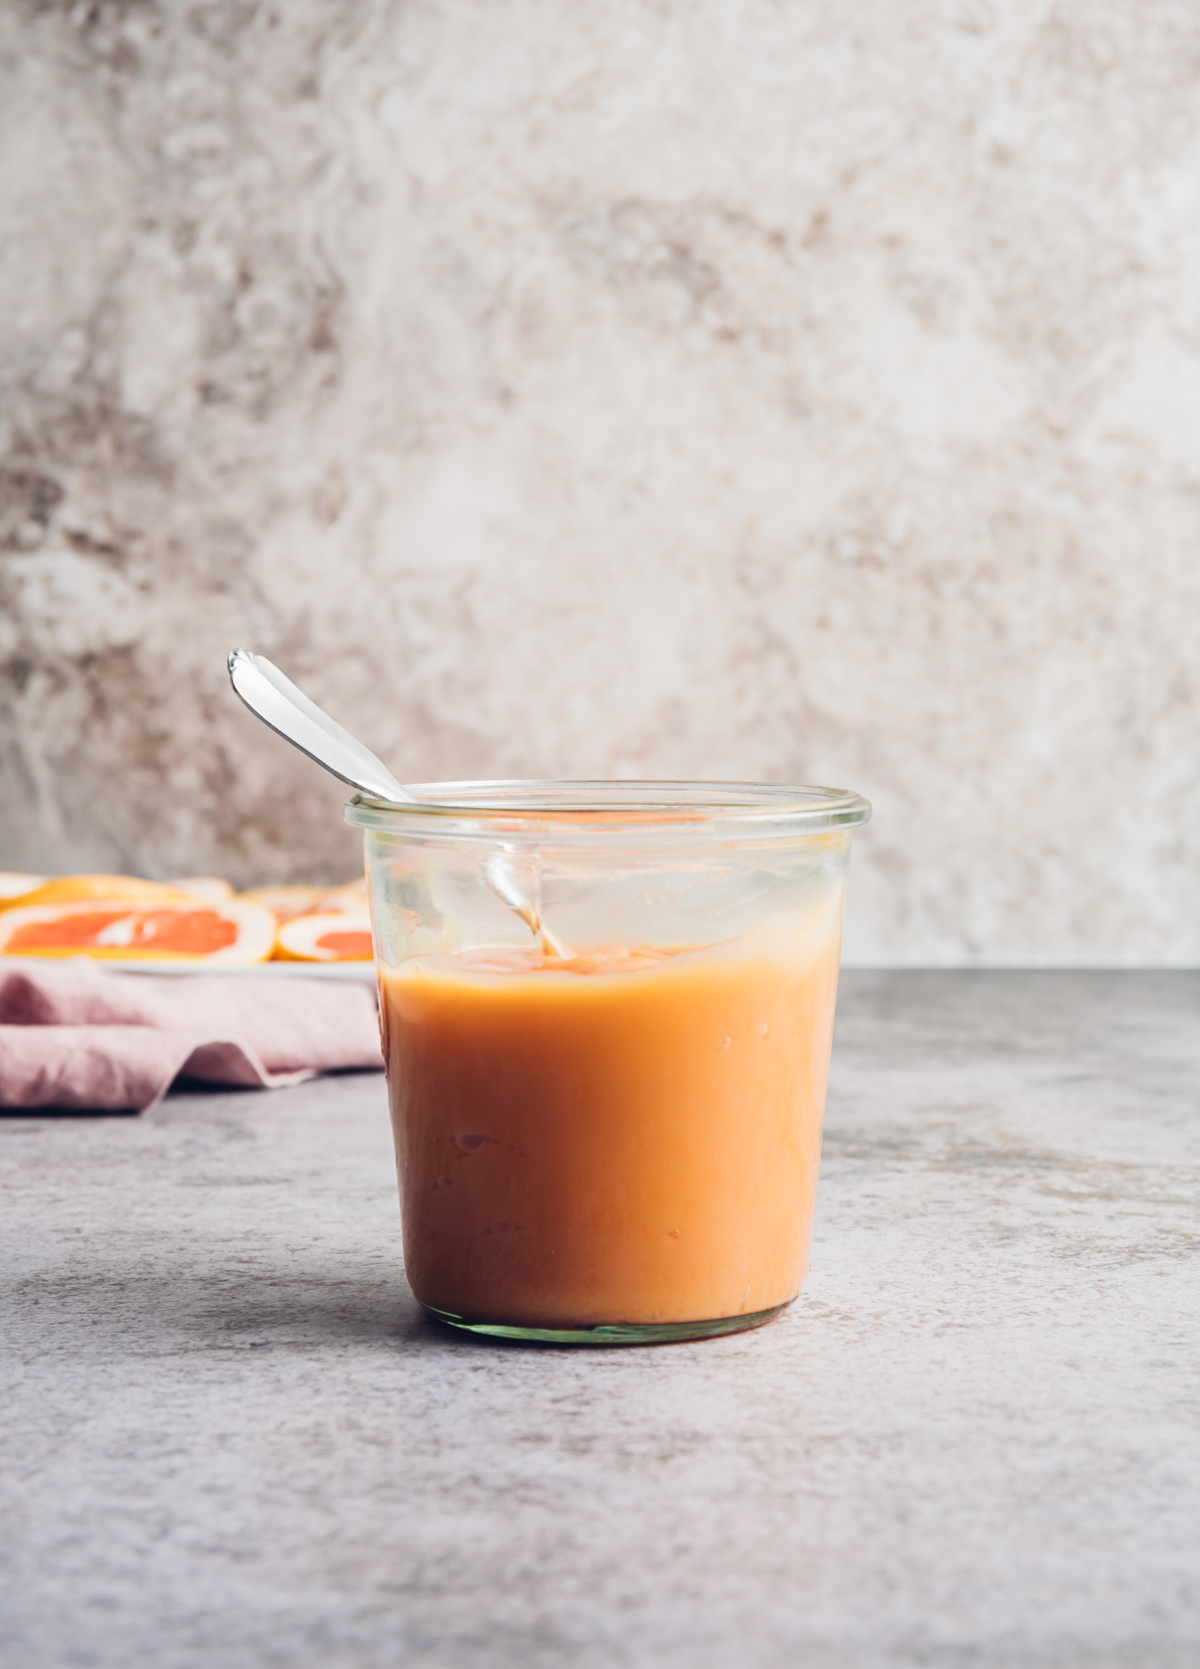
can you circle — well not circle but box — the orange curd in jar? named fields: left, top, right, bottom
left=378, top=908, right=843, bottom=1335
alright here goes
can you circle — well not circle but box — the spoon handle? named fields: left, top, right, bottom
left=228, top=649, right=412, bottom=805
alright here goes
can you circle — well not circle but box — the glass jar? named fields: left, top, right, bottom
left=346, top=781, right=870, bottom=1345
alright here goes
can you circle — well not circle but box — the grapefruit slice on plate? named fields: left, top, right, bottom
left=317, top=879, right=369, bottom=914
left=0, top=875, right=194, bottom=913
left=0, top=898, right=277, bottom=963
left=275, top=912, right=374, bottom=962
left=0, top=873, right=45, bottom=901
left=169, top=876, right=235, bottom=902
left=237, top=885, right=326, bottom=923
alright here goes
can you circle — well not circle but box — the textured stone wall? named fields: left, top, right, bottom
left=1, top=1, right=1198, bottom=964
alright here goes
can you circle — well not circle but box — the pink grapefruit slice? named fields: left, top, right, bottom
left=274, top=912, right=374, bottom=962
left=0, top=875, right=194, bottom=914
left=0, top=898, right=277, bottom=963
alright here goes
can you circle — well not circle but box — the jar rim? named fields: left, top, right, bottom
left=345, top=779, right=871, bottom=840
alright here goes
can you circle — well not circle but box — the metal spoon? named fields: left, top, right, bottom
left=227, top=649, right=572, bottom=957
left=228, top=648, right=411, bottom=805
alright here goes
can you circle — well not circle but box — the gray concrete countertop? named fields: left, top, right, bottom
left=2, top=972, right=1198, bottom=1668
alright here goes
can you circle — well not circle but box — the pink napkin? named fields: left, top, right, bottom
left=0, top=958, right=383, bottom=1113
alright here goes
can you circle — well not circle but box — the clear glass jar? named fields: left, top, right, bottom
left=346, top=781, right=870, bottom=1345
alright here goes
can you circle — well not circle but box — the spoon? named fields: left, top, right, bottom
left=227, top=649, right=572, bottom=957
left=228, top=648, right=412, bottom=805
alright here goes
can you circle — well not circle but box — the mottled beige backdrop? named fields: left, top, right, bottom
left=2, top=1, right=1198, bottom=964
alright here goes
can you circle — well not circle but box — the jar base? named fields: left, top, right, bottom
left=423, top=1301, right=791, bottom=1346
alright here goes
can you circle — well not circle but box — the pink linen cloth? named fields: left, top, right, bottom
left=0, top=957, right=383, bottom=1113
